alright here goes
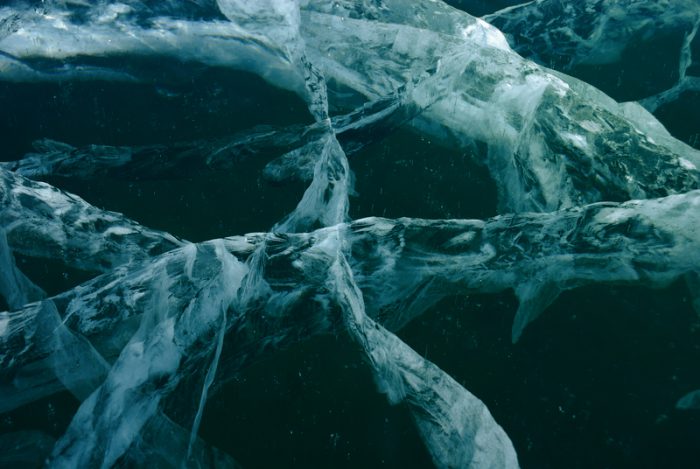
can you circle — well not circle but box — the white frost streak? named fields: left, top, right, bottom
left=461, top=18, right=511, bottom=51
left=330, top=252, right=518, bottom=468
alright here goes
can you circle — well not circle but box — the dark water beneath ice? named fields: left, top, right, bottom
left=1, top=53, right=700, bottom=469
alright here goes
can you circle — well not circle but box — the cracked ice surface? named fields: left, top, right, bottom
left=484, top=0, right=700, bottom=146
left=485, top=0, right=700, bottom=84
left=0, top=169, right=184, bottom=275
left=3, top=191, right=700, bottom=465
left=0, top=0, right=699, bottom=467
left=3, top=0, right=700, bottom=213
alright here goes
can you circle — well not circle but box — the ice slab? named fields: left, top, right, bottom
left=3, top=190, right=698, bottom=412
left=0, top=168, right=184, bottom=273
left=2, top=0, right=699, bottom=214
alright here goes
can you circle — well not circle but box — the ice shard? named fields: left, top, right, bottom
left=328, top=245, right=518, bottom=468
left=47, top=240, right=246, bottom=468
left=0, top=168, right=184, bottom=273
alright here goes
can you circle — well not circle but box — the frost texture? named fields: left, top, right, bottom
left=0, top=0, right=699, bottom=467
left=0, top=169, right=184, bottom=274
left=485, top=0, right=700, bottom=143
